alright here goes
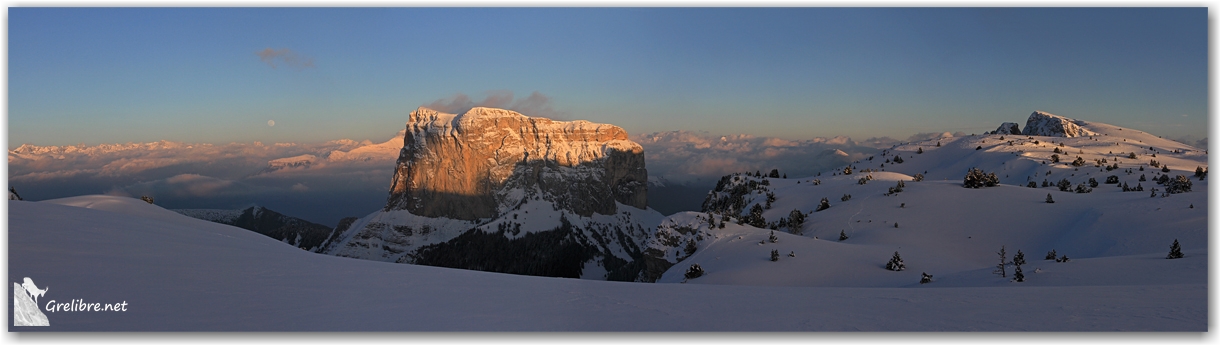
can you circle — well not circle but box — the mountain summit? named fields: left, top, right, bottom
left=1022, top=111, right=1097, bottom=137
left=385, top=106, right=648, bottom=220
left=323, top=107, right=663, bottom=281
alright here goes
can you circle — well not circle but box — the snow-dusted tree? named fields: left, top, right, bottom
left=1050, top=154, right=1060, bottom=163
left=994, top=246, right=1007, bottom=278
left=885, top=251, right=905, bottom=271
left=1072, top=156, right=1086, bottom=167
left=768, top=169, right=780, bottom=178
left=913, top=173, right=925, bottom=182
left=684, top=263, right=705, bottom=280
left=1105, top=175, right=1119, bottom=184
left=1027, top=181, right=1037, bottom=188
left=1013, top=250, right=1025, bottom=267
left=1167, top=239, right=1184, bottom=259
left=8, top=187, right=21, bottom=201
left=1087, top=177, right=1099, bottom=188
left=1139, top=174, right=1147, bottom=181
left=1074, top=183, right=1092, bottom=194
left=843, top=166, right=853, bottom=175
left=788, top=251, right=795, bottom=257
left=787, top=209, right=805, bottom=233
left=963, top=168, right=993, bottom=188
left=839, top=230, right=848, bottom=241
left=841, top=194, right=852, bottom=202
left=1195, top=166, right=1207, bottom=180
left=1056, top=254, right=1070, bottom=263
left=816, top=197, right=831, bottom=212
left=1162, top=165, right=1171, bottom=173
left=770, top=249, right=780, bottom=262
left=917, top=147, right=924, bottom=154
left=920, top=272, right=933, bottom=284
left=893, top=156, right=904, bottom=164
left=1042, top=179, right=1050, bottom=187
left=768, top=230, right=778, bottom=243
left=1045, top=249, right=1057, bottom=260
left=1045, top=193, right=1055, bottom=204
left=140, top=196, right=155, bottom=204
left=1012, top=265, right=1025, bottom=282
left=1166, top=175, right=1193, bottom=194
left=1056, top=179, right=1072, bottom=191
left=747, top=204, right=767, bottom=228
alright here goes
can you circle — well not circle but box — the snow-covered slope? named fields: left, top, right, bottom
left=8, top=196, right=1204, bottom=331
left=656, top=113, right=1205, bottom=295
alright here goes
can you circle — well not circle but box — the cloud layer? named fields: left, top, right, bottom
left=9, top=133, right=402, bottom=227
left=636, top=131, right=881, bottom=185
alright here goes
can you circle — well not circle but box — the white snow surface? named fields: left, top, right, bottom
left=8, top=196, right=1205, bottom=331
left=7, top=116, right=1208, bottom=331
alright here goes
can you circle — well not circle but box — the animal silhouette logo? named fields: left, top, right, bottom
left=21, top=277, right=48, bottom=304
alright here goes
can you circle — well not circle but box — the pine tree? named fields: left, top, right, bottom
left=1045, top=249, right=1057, bottom=260
left=1012, top=265, right=1025, bottom=282
left=920, top=272, right=933, bottom=284
left=1013, top=250, right=1025, bottom=267
left=917, top=147, right=924, bottom=154
left=1045, top=193, right=1055, bottom=203
left=768, top=230, right=778, bottom=243
left=839, top=230, right=848, bottom=241
left=885, top=251, right=905, bottom=271
left=770, top=249, right=780, bottom=262
left=816, top=197, right=831, bottom=212
left=994, top=246, right=1007, bottom=278
left=684, top=263, right=705, bottom=280
left=1167, top=239, right=1184, bottom=259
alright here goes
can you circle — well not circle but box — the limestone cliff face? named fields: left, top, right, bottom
left=385, top=107, right=648, bottom=220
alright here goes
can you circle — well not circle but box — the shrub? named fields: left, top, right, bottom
left=920, top=272, right=933, bottom=284
left=1045, top=250, right=1057, bottom=260
left=963, top=168, right=999, bottom=188
left=1167, top=239, right=1184, bottom=259
left=1045, top=193, right=1054, bottom=203
left=140, top=196, right=155, bottom=204
left=1105, top=175, right=1119, bottom=184
left=1071, top=156, right=1086, bottom=167
left=885, top=251, right=905, bottom=271
left=684, top=264, right=705, bottom=280
left=839, top=230, right=848, bottom=241
left=1056, top=179, right=1072, bottom=191
left=1166, top=175, right=1192, bottom=194
left=816, top=197, right=831, bottom=212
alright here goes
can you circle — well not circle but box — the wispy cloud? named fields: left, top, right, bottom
left=256, top=48, right=315, bottom=70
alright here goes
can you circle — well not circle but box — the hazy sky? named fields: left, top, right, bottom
left=9, top=7, right=1207, bottom=149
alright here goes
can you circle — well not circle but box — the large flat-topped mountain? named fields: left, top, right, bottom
left=385, top=106, right=648, bottom=220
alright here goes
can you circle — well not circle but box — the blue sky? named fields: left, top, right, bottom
left=8, top=7, right=1207, bottom=149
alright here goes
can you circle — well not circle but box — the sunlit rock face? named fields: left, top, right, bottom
left=1023, top=111, right=1096, bottom=137
left=385, top=107, right=648, bottom=221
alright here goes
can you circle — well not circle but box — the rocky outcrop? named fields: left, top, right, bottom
left=994, top=122, right=1021, bottom=135
left=1023, top=111, right=1096, bottom=137
left=385, top=107, right=648, bottom=220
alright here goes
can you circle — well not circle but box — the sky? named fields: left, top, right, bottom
left=8, top=7, right=1208, bottom=149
